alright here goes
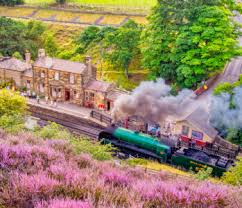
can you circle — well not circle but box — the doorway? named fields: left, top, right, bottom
left=65, top=89, right=70, bottom=101
left=107, top=101, right=111, bottom=111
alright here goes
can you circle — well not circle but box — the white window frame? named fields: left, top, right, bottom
left=54, top=72, right=60, bottom=80
left=70, top=74, right=75, bottom=84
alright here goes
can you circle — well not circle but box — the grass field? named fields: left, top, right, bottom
left=25, top=0, right=156, bottom=8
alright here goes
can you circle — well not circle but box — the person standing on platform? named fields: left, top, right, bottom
left=45, top=95, right=48, bottom=104
left=37, top=95, right=40, bottom=104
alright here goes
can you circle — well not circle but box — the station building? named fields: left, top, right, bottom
left=0, top=49, right=124, bottom=112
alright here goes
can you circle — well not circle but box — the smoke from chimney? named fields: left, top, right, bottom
left=111, top=79, right=194, bottom=123
left=209, top=87, right=242, bottom=130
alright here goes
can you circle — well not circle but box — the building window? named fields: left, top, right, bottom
left=40, top=83, right=45, bottom=93
left=58, top=89, right=62, bottom=98
left=191, top=130, right=203, bottom=140
left=85, top=91, right=95, bottom=102
left=90, top=92, right=94, bottom=102
left=70, top=74, right=75, bottom=84
left=182, top=125, right=189, bottom=136
left=26, top=80, right=31, bottom=89
left=54, top=72, right=60, bottom=80
left=41, top=71, right=45, bottom=78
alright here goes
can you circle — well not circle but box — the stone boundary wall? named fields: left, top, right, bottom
left=16, top=5, right=147, bottom=17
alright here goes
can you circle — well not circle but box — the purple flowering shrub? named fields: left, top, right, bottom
left=0, top=132, right=240, bottom=208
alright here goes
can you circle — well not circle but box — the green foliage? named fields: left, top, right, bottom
left=56, top=0, right=65, bottom=4
left=104, top=20, right=142, bottom=78
left=226, top=128, right=242, bottom=145
left=126, top=158, right=148, bottom=166
left=0, top=17, right=45, bottom=58
left=75, top=26, right=100, bottom=53
left=44, top=33, right=58, bottom=57
left=0, top=89, right=26, bottom=133
left=0, top=0, right=24, bottom=6
left=0, top=114, right=24, bottom=133
left=222, top=157, right=242, bottom=186
left=0, top=89, right=26, bottom=117
left=70, top=138, right=113, bottom=161
left=12, top=51, right=23, bottom=60
left=214, top=82, right=235, bottom=95
left=36, top=122, right=71, bottom=140
left=36, top=122, right=114, bottom=160
left=194, top=167, right=213, bottom=181
left=142, top=0, right=240, bottom=88
left=214, top=75, right=242, bottom=95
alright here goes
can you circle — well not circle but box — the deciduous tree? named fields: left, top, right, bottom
left=142, top=0, right=241, bottom=88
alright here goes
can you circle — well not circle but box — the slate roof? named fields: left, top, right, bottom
left=34, top=57, right=87, bottom=74
left=107, top=90, right=127, bottom=101
left=0, top=57, right=31, bottom=72
left=85, top=80, right=112, bottom=93
left=183, top=107, right=218, bottom=139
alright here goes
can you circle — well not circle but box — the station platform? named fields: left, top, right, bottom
left=27, top=98, right=111, bottom=127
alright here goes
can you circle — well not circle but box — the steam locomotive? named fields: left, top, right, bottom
left=98, top=125, right=236, bottom=177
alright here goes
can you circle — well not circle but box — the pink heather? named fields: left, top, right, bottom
left=35, top=199, right=92, bottom=208
left=0, top=131, right=239, bottom=207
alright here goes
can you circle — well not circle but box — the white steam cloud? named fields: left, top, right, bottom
left=209, top=87, right=242, bottom=130
left=111, top=79, right=193, bottom=123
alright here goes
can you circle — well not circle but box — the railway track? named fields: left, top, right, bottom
left=32, top=112, right=104, bottom=139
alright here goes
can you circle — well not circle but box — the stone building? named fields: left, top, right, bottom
left=0, top=49, right=124, bottom=111
left=33, top=49, right=97, bottom=105
left=0, top=55, right=32, bottom=89
left=170, top=108, right=219, bottom=146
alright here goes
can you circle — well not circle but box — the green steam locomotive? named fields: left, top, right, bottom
left=98, top=126, right=235, bottom=177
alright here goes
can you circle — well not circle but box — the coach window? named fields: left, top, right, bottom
left=191, top=130, right=203, bottom=140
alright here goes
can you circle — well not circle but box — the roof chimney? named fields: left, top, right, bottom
left=38, top=49, right=46, bottom=58
left=85, top=56, right=95, bottom=80
left=25, top=50, right=31, bottom=64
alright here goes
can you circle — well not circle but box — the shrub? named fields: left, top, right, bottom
left=35, top=199, right=92, bottom=208
left=0, top=114, right=24, bottom=133
left=70, top=137, right=113, bottom=161
left=0, top=0, right=24, bottom=6
left=222, top=157, right=242, bottom=186
left=0, top=89, right=26, bottom=117
left=194, top=167, right=213, bottom=181
left=103, top=169, right=130, bottom=187
left=37, top=122, right=71, bottom=140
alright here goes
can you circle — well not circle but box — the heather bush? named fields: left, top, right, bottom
left=102, top=169, right=130, bottom=187
left=35, top=199, right=92, bottom=208
left=0, top=131, right=240, bottom=208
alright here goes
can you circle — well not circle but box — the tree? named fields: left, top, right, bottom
left=0, top=0, right=24, bottom=6
left=44, top=33, right=58, bottom=57
left=0, top=17, right=45, bottom=58
left=56, top=0, right=66, bottom=4
left=142, top=0, right=240, bottom=88
left=75, top=26, right=100, bottom=53
left=104, top=20, right=142, bottom=78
